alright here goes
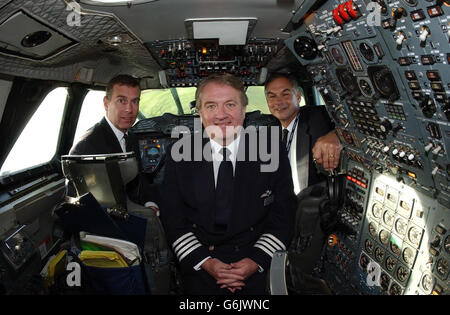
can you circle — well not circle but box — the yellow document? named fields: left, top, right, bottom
left=79, top=250, right=128, bottom=268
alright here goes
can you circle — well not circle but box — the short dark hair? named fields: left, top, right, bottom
left=195, top=73, right=248, bottom=109
left=264, top=73, right=300, bottom=95
left=106, top=74, right=140, bottom=100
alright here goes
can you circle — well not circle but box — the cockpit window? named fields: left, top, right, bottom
left=245, top=86, right=271, bottom=114
left=0, top=87, right=68, bottom=176
left=140, top=87, right=196, bottom=117
left=73, top=90, right=107, bottom=144
left=139, top=85, right=272, bottom=118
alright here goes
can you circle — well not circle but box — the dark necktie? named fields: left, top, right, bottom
left=123, top=133, right=133, bottom=153
left=282, top=128, right=289, bottom=147
left=215, top=148, right=234, bottom=229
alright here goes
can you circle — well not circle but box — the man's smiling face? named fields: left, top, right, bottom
left=198, top=81, right=246, bottom=145
left=265, top=76, right=301, bottom=128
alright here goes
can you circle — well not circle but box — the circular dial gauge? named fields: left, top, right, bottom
left=390, top=239, right=401, bottom=256
left=372, top=202, right=382, bottom=218
left=359, top=79, right=373, bottom=97
left=436, top=258, right=448, bottom=277
left=379, top=229, right=390, bottom=245
left=370, top=68, right=399, bottom=100
left=395, top=218, right=408, bottom=236
left=375, top=247, right=385, bottom=262
left=408, top=226, right=423, bottom=246
left=380, top=273, right=390, bottom=291
left=365, top=239, right=375, bottom=254
left=396, top=266, right=410, bottom=283
left=360, top=254, right=370, bottom=270
left=402, top=247, right=415, bottom=265
left=294, top=37, right=318, bottom=60
left=359, top=42, right=375, bottom=61
left=336, top=68, right=361, bottom=96
left=389, top=282, right=402, bottom=295
left=421, top=274, right=434, bottom=292
left=331, top=46, right=345, bottom=64
left=147, top=147, right=160, bottom=157
left=386, top=256, right=397, bottom=271
left=402, top=0, right=418, bottom=6
left=383, top=211, right=395, bottom=227
left=369, top=222, right=378, bottom=238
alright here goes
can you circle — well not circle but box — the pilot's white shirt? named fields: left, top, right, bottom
left=104, top=115, right=128, bottom=153
left=283, top=117, right=302, bottom=195
left=210, top=135, right=240, bottom=186
left=104, top=116, right=158, bottom=211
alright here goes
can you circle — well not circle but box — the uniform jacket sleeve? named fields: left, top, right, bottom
left=248, top=139, right=298, bottom=271
left=159, top=149, right=211, bottom=273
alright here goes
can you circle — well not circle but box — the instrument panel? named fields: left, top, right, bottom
left=132, top=112, right=279, bottom=175
left=286, top=0, right=449, bottom=295
left=146, top=38, right=280, bottom=87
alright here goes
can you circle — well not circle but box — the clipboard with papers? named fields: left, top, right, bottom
left=54, top=192, right=146, bottom=250
left=53, top=192, right=149, bottom=294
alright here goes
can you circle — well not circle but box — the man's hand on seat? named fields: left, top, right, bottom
left=312, top=130, right=343, bottom=171
left=144, top=201, right=160, bottom=216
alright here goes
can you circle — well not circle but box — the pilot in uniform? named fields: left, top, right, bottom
left=160, top=73, right=298, bottom=294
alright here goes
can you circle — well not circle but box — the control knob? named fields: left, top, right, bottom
left=380, top=119, right=393, bottom=134
left=432, top=166, right=439, bottom=176
left=419, top=26, right=430, bottom=44
left=425, top=143, right=433, bottom=152
left=432, top=145, right=442, bottom=155
left=396, top=32, right=406, bottom=46
left=392, top=124, right=403, bottom=136
left=392, top=7, right=406, bottom=20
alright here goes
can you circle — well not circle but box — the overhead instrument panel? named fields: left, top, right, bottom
left=286, top=0, right=449, bottom=295
left=146, top=38, right=281, bottom=87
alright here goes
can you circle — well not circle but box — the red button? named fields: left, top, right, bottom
left=346, top=0, right=358, bottom=19
left=333, top=8, right=344, bottom=25
left=338, top=3, right=351, bottom=22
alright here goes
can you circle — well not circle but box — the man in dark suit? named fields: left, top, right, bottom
left=264, top=74, right=343, bottom=294
left=160, top=73, right=297, bottom=294
left=68, top=74, right=171, bottom=294
left=69, top=74, right=156, bottom=206
left=264, top=73, right=343, bottom=195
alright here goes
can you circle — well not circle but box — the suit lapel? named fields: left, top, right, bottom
left=230, top=134, right=259, bottom=231
left=296, top=112, right=310, bottom=191
left=193, top=138, right=216, bottom=224
left=100, top=117, right=123, bottom=153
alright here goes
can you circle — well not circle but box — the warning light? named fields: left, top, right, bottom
left=408, top=172, right=417, bottom=179
left=328, top=234, right=338, bottom=247
left=202, top=47, right=207, bottom=54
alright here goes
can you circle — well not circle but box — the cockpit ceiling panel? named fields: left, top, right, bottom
left=0, top=10, right=77, bottom=60
left=0, top=0, right=157, bottom=83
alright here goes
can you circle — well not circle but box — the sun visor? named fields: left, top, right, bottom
left=185, top=18, right=257, bottom=45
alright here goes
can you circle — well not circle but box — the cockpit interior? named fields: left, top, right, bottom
left=0, top=0, right=449, bottom=297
